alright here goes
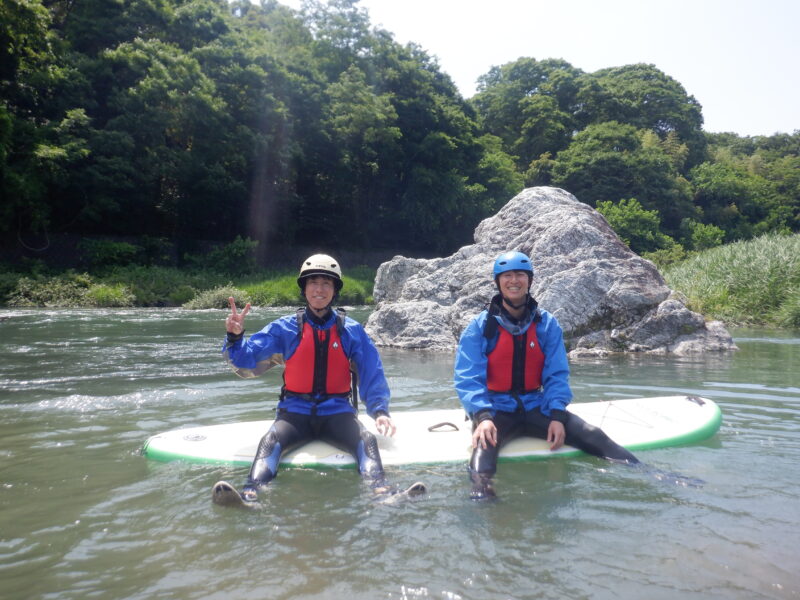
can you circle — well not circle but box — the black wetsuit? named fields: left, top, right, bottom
left=245, top=411, right=384, bottom=490
left=470, top=406, right=639, bottom=477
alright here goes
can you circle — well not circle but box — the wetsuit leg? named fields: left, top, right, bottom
left=468, top=411, right=522, bottom=499
left=563, top=411, right=639, bottom=463
left=522, top=407, right=640, bottom=463
left=244, top=412, right=313, bottom=492
left=318, top=412, right=385, bottom=481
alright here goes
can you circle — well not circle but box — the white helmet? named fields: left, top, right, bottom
left=297, top=254, right=343, bottom=292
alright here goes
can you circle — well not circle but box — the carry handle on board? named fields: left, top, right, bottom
left=427, top=422, right=459, bottom=432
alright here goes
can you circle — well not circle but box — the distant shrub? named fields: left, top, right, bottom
left=86, top=284, right=135, bottom=307
left=687, top=220, right=725, bottom=251
left=102, top=265, right=226, bottom=306
left=0, top=272, right=22, bottom=305
left=183, top=285, right=250, bottom=309
left=237, top=267, right=376, bottom=307
left=168, top=284, right=197, bottom=306
left=8, top=272, right=92, bottom=307
left=243, top=275, right=301, bottom=306
left=339, top=275, right=370, bottom=304
left=18, top=258, right=50, bottom=276
left=643, top=244, right=690, bottom=269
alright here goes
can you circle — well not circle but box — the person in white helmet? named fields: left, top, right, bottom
left=213, top=254, right=424, bottom=506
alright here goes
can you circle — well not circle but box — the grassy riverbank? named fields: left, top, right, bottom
left=2, top=234, right=798, bottom=329
left=661, top=232, right=800, bottom=328
left=0, top=264, right=376, bottom=309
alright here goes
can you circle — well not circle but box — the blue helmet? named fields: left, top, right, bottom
left=493, top=251, right=534, bottom=279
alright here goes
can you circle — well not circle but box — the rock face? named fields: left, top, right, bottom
left=365, top=187, right=736, bottom=355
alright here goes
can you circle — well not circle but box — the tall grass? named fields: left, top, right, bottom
left=663, top=233, right=800, bottom=327
left=222, top=272, right=373, bottom=308
left=102, top=265, right=229, bottom=306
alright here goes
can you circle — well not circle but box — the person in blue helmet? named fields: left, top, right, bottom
left=454, top=251, right=639, bottom=499
left=213, top=254, right=425, bottom=507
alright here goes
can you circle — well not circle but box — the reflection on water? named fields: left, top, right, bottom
left=1, top=309, right=798, bottom=600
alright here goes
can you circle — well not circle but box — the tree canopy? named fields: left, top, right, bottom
left=1, top=0, right=797, bottom=264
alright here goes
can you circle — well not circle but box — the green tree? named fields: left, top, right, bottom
left=524, top=151, right=556, bottom=186
left=0, top=0, right=65, bottom=234
left=550, top=121, right=696, bottom=235
left=596, top=198, right=675, bottom=254
left=574, top=63, right=706, bottom=169
left=374, top=42, right=499, bottom=252
left=0, top=0, right=52, bottom=86
left=289, top=3, right=515, bottom=253
left=169, top=0, right=231, bottom=50
left=702, top=130, right=799, bottom=237
left=689, top=161, right=777, bottom=240
left=684, top=219, right=725, bottom=250
left=471, top=57, right=581, bottom=168
left=54, top=0, right=173, bottom=56
left=96, top=38, right=228, bottom=235
left=472, top=134, right=525, bottom=213
left=317, top=64, right=402, bottom=246
left=300, top=0, right=372, bottom=80
left=189, top=15, right=299, bottom=254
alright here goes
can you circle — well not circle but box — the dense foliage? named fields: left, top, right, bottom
left=1, top=0, right=798, bottom=267
left=473, top=59, right=798, bottom=257
left=1, top=0, right=521, bottom=260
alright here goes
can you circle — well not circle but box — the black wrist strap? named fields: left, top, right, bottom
left=473, top=409, right=494, bottom=423
left=226, top=330, right=244, bottom=347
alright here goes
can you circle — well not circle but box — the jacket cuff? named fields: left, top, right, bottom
left=225, top=330, right=244, bottom=347
left=374, top=410, right=390, bottom=419
left=549, top=409, right=568, bottom=423
left=473, top=409, right=494, bottom=423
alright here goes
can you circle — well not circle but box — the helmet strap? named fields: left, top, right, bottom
left=501, top=293, right=530, bottom=311
left=305, top=296, right=337, bottom=314
left=306, top=304, right=334, bottom=323
left=495, top=275, right=532, bottom=311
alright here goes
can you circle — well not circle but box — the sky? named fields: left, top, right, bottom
left=279, top=0, right=799, bottom=137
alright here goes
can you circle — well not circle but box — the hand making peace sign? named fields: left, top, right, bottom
left=226, top=296, right=251, bottom=334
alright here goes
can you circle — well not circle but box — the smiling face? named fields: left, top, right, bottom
left=497, top=270, right=531, bottom=307
left=303, top=275, right=336, bottom=311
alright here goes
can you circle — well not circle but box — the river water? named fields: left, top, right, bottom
left=1, top=308, right=798, bottom=600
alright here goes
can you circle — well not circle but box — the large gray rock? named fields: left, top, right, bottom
left=365, top=187, right=736, bottom=355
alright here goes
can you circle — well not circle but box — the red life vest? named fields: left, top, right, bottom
left=486, top=324, right=544, bottom=393
left=283, top=321, right=352, bottom=397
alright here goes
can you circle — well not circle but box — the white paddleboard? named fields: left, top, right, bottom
left=142, top=395, right=721, bottom=468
